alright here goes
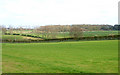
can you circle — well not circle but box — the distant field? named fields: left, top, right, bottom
left=5, top=31, right=118, bottom=39
left=55, top=31, right=118, bottom=38
left=2, top=35, right=25, bottom=40
left=2, top=35, right=43, bottom=41
left=30, top=31, right=119, bottom=38
left=2, top=40, right=118, bottom=73
left=83, top=31, right=118, bottom=37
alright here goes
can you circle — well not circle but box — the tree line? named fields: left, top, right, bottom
left=1, top=24, right=120, bottom=39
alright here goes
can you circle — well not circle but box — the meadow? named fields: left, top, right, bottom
left=83, top=31, right=118, bottom=37
left=2, top=35, right=43, bottom=41
left=3, top=31, right=119, bottom=40
left=25, top=31, right=119, bottom=38
left=2, top=40, right=118, bottom=73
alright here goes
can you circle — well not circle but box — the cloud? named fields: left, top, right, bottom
left=0, top=0, right=119, bottom=27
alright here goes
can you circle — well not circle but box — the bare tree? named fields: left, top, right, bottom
left=9, top=26, right=13, bottom=35
left=49, top=25, right=58, bottom=39
left=69, top=25, right=83, bottom=38
left=33, top=27, right=42, bottom=37
left=2, top=26, right=7, bottom=35
left=19, top=27, right=23, bottom=35
left=37, top=25, right=59, bottom=39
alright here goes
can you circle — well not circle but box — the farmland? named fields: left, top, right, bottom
left=2, top=35, right=43, bottom=41
left=83, top=31, right=118, bottom=37
left=17, top=30, right=119, bottom=37
left=2, top=40, right=118, bottom=73
left=1, top=25, right=119, bottom=73
left=3, top=31, right=118, bottom=40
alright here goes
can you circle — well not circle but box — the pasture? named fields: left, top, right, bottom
left=83, top=31, right=118, bottom=37
left=2, top=35, right=43, bottom=41
left=2, top=40, right=118, bottom=73
left=30, top=31, right=118, bottom=38
left=3, top=31, right=119, bottom=40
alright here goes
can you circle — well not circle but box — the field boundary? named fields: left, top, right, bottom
left=2, top=33, right=120, bottom=43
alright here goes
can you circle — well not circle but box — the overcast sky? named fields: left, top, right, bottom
left=0, top=0, right=119, bottom=27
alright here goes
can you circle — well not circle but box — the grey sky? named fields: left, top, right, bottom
left=0, top=0, right=119, bottom=27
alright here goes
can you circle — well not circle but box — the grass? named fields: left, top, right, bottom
left=83, top=31, right=118, bottom=37
left=2, top=35, right=43, bottom=41
left=6, top=30, right=118, bottom=39
left=55, top=31, right=118, bottom=38
left=2, top=40, right=118, bottom=73
left=2, top=35, right=24, bottom=40
left=21, top=31, right=119, bottom=38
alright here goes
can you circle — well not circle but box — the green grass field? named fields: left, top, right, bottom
left=2, top=35, right=25, bottom=40
left=83, top=31, right=118, bottom=37
left=56, top=31, right=118, bottom=38
left=6, top=30, right=118, bottom=39
left=32, top=31, right=119, bottom=38
left=2, top=35, right=43, bottom=41
left=2, top=40, right=118, bottom=73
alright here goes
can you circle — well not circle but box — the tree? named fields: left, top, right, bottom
left=2, top=26, right=7, bottom=35
left=114, top=25, right=120, bottom=30
left=33, top=27, right=41, bottom=37
left=19, top=27, right=23, bottom=35
left=8, top=26, right=13, bottom=35
left=69, top=25, right=83, bottom=38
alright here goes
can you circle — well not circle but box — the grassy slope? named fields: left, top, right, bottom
left=7, top=30, right=118, bottom=38
left=2, top=35, right=25, bottom=40
left=83, top=31, right=118, bottom=37
left=2, top=40, right=118, bottom=73
left=2, top=35, right=43, bottom=41
left=26, top=31, right=119, bottom=38
left=56, top=31, right=118, bottom=38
